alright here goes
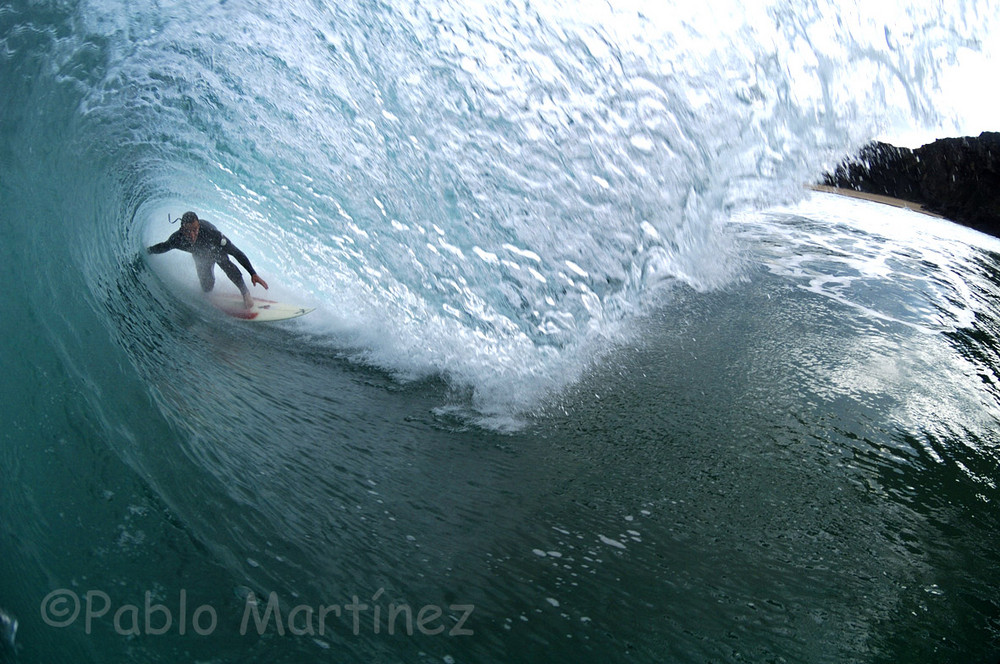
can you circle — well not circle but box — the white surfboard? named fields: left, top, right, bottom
left=209, top=293, right=315, bottom=322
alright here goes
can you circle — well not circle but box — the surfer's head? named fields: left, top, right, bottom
left=180, top=211, right=200, bottom=243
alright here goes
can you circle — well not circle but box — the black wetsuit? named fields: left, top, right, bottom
left=147, top=220, right=258, bottom=295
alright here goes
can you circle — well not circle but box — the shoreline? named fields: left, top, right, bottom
left=808, top=184, right=944, bottom=218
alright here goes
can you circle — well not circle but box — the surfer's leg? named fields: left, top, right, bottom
left=217, top=257, right=253, bottom=308
left=195, top=256, right=216, bottom=292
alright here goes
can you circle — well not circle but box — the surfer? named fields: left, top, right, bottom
left=147, top=211, right=269, bottom=309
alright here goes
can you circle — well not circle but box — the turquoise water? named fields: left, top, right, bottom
left=2, top=1, right=1000, bottom=661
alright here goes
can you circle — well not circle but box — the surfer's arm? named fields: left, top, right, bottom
left=224, top=241, right=269, bottom=289
left=147, top=232, right=183, bottom=254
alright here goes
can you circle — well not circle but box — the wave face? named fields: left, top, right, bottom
left=2, top=0, right=994, bottom=425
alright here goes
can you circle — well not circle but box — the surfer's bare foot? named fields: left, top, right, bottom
left=243, top=292, right=254, bottom=309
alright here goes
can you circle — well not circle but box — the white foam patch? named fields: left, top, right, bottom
left=598, top=534, right=627, bottom=550
left=745, top=193, right=994, bottom=336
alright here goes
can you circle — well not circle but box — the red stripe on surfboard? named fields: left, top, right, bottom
left=225, top=309, right=260, bottom=320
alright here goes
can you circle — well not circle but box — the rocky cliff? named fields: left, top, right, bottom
left=822, top=132, right=1000, bottom=238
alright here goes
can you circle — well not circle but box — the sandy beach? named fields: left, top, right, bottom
left=809, top=184, right=944, bottom=218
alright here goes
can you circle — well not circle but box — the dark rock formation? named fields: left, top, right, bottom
left=822, top=132, right=1000, bottom=238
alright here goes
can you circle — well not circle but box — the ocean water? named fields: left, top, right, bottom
left=2, top=0, right=1000, bottom=662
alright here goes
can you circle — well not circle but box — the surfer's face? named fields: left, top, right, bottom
left=182, top=219, right=199, bottom=243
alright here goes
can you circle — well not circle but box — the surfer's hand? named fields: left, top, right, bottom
left=252, top=274, right=269, bottom=289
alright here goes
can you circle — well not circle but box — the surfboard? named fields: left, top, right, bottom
left=209, top=293, right=315, bottom=322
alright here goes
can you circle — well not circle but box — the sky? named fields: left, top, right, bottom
left=884, top=47, right=1000, bottom=147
